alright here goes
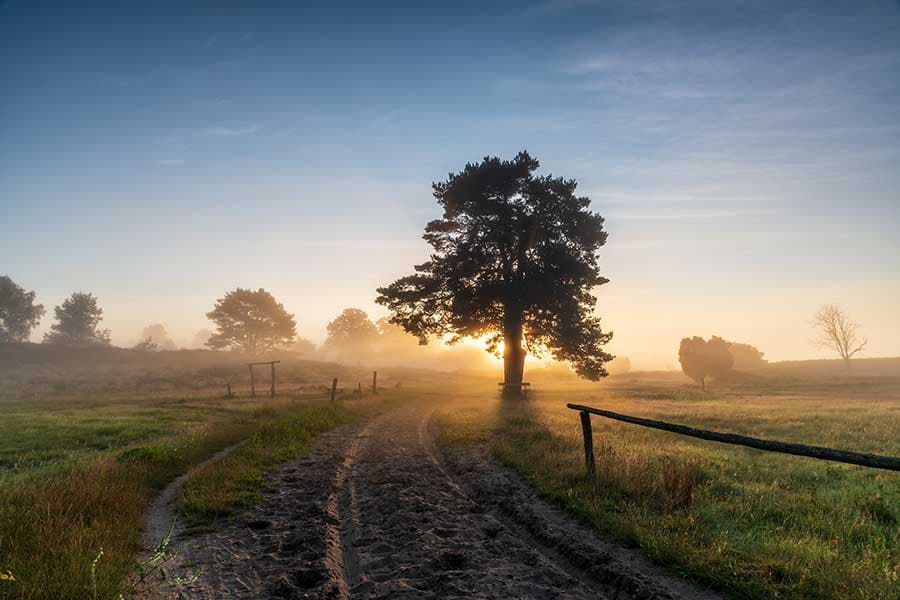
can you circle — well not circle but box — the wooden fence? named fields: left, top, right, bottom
left=567, top=403, right=900, bottom=474
left=225, top=370, right=380, bottom=403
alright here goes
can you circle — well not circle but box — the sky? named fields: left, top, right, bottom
left=2, top=0, right=900, bottom=369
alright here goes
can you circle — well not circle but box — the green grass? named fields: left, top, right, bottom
left=0, top=391, right=378, bottom=600
left=178, top=403, right=358, bottom=526
left=438, top=376, right=900, bottom=600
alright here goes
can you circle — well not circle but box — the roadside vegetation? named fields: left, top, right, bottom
left=0, top=363, right=403, bottom=600
left=438, top=374, right=900, bottom=600
left=177, top=402, right=359, bottom=528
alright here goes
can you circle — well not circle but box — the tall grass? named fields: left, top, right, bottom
left=179, top=403, right=357, bottom=526
left=438, top=380, right=900, bottom=599
left=0, top=399, right=363, bottom=600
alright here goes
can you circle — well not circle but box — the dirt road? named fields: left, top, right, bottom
left=147, top=401, right=719, bottom=599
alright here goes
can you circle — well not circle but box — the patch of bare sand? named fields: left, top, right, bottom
left=141, top=402, right=720, bottom=599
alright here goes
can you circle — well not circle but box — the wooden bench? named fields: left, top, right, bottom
left=498, top=382, right=532, bottom=397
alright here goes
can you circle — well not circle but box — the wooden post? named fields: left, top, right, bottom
left=226, top=383, right=232, bottom=398
left=249, top=365, right=256, bottom=398
left=579, top=411, right=596, bottom=477
left=357, top=382, right=362, bottom=395
left=270, top=361, right=276, bottom=398
left=330, top=378, right=338, bottom=403
left=372, top=370, right=377, bottom=394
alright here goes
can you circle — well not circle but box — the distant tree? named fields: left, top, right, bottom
left=140, top=324, right=176, bottom=351
left=706, top=336, right=734, bottom=379
left=727, top=341, right=767, bottom=370
left=323, top=308, right=378, bottom=352
left=43, top=292, right=111, bottom=347
left=813, top=304, right=867, bottom=366
left=0, top=276, right=45, bottom=343
left=607, top=356, right=631, bottom=375
left=132, top=337, right=158, bottom=352
left=679, top=337, right=707, bottom=389
left=191, top=328, right=213, bottom=348
left=376, top=151, right=613, bottom=394
left=291, top=337, right=316, bottom=356
left=678, top=336, right=733, bottom=391
left=205, top=288, right=296, bottom=354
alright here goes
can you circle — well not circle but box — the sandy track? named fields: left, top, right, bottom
left=144, top=401, right=719, bottom=599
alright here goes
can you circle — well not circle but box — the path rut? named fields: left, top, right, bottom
left=143, top=401, right=720, bottom=599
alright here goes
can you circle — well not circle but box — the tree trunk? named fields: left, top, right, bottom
left=503, top=310, right=526, bottom=398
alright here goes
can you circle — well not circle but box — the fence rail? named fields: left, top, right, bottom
left=566, top=403, right=900, bottom=473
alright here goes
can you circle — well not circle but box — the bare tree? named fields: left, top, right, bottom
left=813, top=304, right=867, bottom=366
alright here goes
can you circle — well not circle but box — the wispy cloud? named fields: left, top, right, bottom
left=205, top=124, right=263, bottom=136
left=611, top=208, right=776, bottom=221
left=155, top=159, right=185, bottom=166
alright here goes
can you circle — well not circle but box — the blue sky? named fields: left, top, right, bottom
left=2, top=0, right=900, bottom=367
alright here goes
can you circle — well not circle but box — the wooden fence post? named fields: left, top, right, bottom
left=270, top=362, right=276, bottom=398
left=372, top=370, right=378, bottom=394
left=226, top=383, right=232, bottom=398
left=357, top=382, right=362, bottom=395
left=579, top=411, right=596, bottom=477
left=330, top=378, right=338, bottom=403
left=249, top=365, right=256, bottom=398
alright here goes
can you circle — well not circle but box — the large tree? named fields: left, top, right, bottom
left=43, top=292, right=111, bottom=347
left=0, top=276, right=45, bottom=343
left=813, top=304, right=867, bottom=366
left=376, top=151, right=613, bottom=392
left=205, top=288, right=296, bottom=354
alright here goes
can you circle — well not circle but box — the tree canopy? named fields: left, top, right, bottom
left=205, top=288, right=296, bottom=354
left=727, top=341, right=767, bottom=370
left=376, top=151, right=612, bottom=386
left=678, top=336, right=734, bottom=390
left=0, top=276, right=45, bottom=343
left=323, top=308, right=378, bottom=351
left=43, top=292, right=111, bottom=347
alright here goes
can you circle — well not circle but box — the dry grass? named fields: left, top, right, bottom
left=437, top=373, right=900, bottom=599
left=0, top=387, right=393, bottom=600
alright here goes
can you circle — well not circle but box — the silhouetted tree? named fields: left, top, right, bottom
left=191, top=328, right=213, bottom=348
left=0, top=276, right=45, bottom=343
left=678, top=336, right=733, bottom=391
left=205, top=288, right=296, bottom=354
left=323, top=308, right=378, bottom=354
left=43, top=292, right=111, bottom=347
left=140, top=324, right=176, bottom=351
left=376, top=151, right=612, bottom=393
left=727, top=341, right=767, bottom=370
left=813, top=304, right=867, bottom=367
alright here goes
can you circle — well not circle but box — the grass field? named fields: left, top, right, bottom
left=0, top=352, right=415, bottom=600
left=438, top=373, right=900, bottom=599
left=1, top=346, right=898, bottom=599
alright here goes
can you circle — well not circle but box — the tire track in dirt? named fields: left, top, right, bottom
left=323, top=419, right=374, bottom=598
left=423, top=410, right=722, bottom=600
left=142, top=401, right=720, bottom=599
